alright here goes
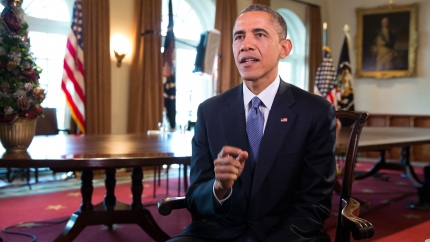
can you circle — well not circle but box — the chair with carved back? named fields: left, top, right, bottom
left=157, top=110, right=374, bottom=242
left=334, top=110, right=373, bottom=241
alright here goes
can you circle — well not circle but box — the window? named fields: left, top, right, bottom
left=161, top=3, right=307, bottom=128
left=278, top=9, right=306, bottom=90
left=161, top=0, right=215, bottom=127
left=1, top=0, right=72, bottom=129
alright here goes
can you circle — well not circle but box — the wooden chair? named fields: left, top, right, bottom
left=35, top=108, right=70, bottom=135
left=334, top=110, right=373, bottom=242
left=33, top=108, right=72, bottom=182
left=147, top=130, right=187, bottom=198
left=158, top=110, right=374, bottom=242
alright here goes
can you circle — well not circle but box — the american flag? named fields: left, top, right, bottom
left=61, top=0, right=85, bottom=134
left=163, top=0, right=176, bottom=129
left=314, top=46, right=338, bottom=108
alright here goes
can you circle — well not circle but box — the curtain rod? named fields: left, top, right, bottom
left=289, top=0, right=319, bottom=8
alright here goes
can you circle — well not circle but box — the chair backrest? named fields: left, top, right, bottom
left=35, top=108, right=60, bottom=136
left=187, top=121, right=196, bottom=131
left=335, top=110, right=373, bottom=242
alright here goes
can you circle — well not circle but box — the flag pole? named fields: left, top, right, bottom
left=323, top=22, right=327, bottom=47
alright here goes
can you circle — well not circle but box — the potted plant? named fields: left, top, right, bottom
left=0, top=0, right=44, bottom=153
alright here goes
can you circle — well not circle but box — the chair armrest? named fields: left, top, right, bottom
left=341, top=197, right=375, bottom=240
left=158, top=196, right=186, bottom=216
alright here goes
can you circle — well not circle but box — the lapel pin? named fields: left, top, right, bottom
left=281, top=118, right=288, bottom=122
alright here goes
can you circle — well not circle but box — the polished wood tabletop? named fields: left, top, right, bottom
left=0, top=131, right=193, bottom=168
left=336, top=126, right=430, bottom=153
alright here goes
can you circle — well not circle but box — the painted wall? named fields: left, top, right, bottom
left=109, top=0, right=134, bottom=134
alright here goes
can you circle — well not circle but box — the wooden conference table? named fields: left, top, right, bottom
left=337, top=126, right=430, bottom=188
left=0, top=131, right=193, bottom=242
left=1, top=127, right=430, bottom=241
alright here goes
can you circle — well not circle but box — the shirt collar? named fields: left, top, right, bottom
left=243, top=75, right=280, bottom=110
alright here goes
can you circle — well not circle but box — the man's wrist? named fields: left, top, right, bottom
left=213, top=180, right=232, bottom=202
left=214, top=180, right=229, bottom=199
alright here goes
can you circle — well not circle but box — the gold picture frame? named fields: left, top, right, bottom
left=355, top=3, right=418, bottom=78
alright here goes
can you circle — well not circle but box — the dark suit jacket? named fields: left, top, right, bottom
left=178, top=80, right=336, bottom=241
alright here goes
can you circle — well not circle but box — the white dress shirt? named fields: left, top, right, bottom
left=214, top=76, right=281, bottom=204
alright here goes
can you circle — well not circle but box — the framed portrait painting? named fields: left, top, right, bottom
left=355, top=3, right=418, bottom=78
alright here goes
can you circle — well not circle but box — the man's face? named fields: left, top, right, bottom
left=381, top=18, right=389, bottom=28
left=232, top=11, right=291, bottom=83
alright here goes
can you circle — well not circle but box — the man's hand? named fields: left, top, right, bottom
left=214, top=146, right=248, bottom=200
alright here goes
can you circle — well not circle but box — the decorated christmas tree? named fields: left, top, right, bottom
left=0, top=0, right=44, bottom=123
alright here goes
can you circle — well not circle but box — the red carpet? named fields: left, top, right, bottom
left=326, top=161, right=430, bottom=242
left=1, top=161, right=430, bottom=241
left=0, top=178, right=191, bottom=241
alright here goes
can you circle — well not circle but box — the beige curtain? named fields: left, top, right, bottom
left=215, top=0, right=240, bottom=94
left=305, top=5, right=322, bottom=92
left=253, top=0, right=271, bottom=6
left=127, top=0, right=163, bottom=133
left=81, top=0, right=111, bottom=135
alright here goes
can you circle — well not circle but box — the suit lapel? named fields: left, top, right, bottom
left=251, top=81, right=297, bottom=197
left=222, top=84, right=252, bottom=194
left=223, top=84, right=247, bottom=150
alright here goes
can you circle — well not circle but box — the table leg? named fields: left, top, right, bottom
left=81, top=170, right=94, bottom=212
left=131, top=167, right=143, bottom=210
left=54, top=170, right=93, bottom=242
left=131, top=166, right=170, bottom=241
left=176, top=164, right=180, bottom=196
left=104, top=168, right=116, bottom=210
left=183, top=163, right=189, bottom=191
left=6, top=167, right=11, bottom=182
left=153, top=166, right=157, bottom=198
left=104, top=168, right=116, bottom=230
left=400, top=147, right=423, bottom=187
left=399, top=147, right=430, bottom=210
left=355, top=148, right=423, bottom=184
left=54, top=168, right=170, bottom=242
left=355, top=151, right=391, bottom=180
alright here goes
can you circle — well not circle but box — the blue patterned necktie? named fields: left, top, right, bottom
left=246, top=97, right=264, bottom=172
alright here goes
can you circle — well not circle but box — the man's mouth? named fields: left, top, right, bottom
left=240, top=57, right=259, bottom=64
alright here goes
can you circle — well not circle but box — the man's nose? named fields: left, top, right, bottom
left=240, top=37, right=255, bottom=52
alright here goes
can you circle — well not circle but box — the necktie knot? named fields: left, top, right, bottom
left=251, top=96, right=262, bottom=109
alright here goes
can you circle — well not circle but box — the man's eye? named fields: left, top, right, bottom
left=257, top=33, right=264, bottom=37
left=235, top=35, right=243, bottom=40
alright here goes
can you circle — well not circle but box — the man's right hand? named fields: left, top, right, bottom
left=213, top=146, right=248, bottom=200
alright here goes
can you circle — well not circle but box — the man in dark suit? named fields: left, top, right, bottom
left=169, top=4, right=336, bottom=242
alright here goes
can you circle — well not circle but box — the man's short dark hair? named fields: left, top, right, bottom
left=239, top=4, right=287, bottom=40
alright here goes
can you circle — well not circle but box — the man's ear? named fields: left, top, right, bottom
left=279, top=39, right=292, bottom=59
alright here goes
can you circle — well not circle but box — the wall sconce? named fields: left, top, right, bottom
left=111, top=34, right=131, bottom=68
left=114, top=51, right=126, bottom=67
